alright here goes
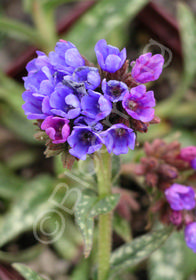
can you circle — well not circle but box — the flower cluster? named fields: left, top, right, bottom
left=133, top=139, right=196, bottom=252
left=23, top=39, right=164, bottom=161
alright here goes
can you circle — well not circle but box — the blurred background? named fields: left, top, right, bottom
left=0, top=0, right=196, bottom=279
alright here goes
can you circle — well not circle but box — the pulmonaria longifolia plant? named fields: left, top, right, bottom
left=23, top=38, right=190, bottom=279
left=133, top=140, right=196, bottom=252
left=23, top=39, right=164, bottom=162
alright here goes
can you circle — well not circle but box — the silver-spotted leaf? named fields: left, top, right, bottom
left=0, top=175, right=54, bottom=247
left=109, top=227, right=172, bottom=278
left=89, top=193, right=120, bottom=218
left=75, top=190, right=120, bottom=258
left=13, top=263, right=45, bottom=280
left=148, top=232, right=184, bottom=280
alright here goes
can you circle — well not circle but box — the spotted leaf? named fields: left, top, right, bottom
left=13, top=264, right=45, bottom=280
left=109, top=226, right=172, bottom=279
left=148, top=232, right=184, bottom=280
left=75, top=189, right=120, bottom=258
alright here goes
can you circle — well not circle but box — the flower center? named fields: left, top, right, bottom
left=110, top=86, right=121, bottom=97
left=128, top=100, right=138, bottom=111
left=81, top=131, right=94, bottom=144
left=55, top=123, right=63, bottom=138
left=116, top=128, right=126, bottom=137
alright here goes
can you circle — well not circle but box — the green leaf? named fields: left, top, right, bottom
left=112, top=155, right=121, bottom=183
left=178, top=3, right=196, bottom=84
left=6, top=150, right=38, bottom=170
left=50, top=215, right=83, bottom=260
left=113, top=214, right=131, bottom=242
left=71, top=259, right=90, bottom=280
left=0, top=17, right=43, bottom=46
left=0, top=72, right=25, bottom=115
left=65, top=0, right=149, bottom=60
left=0, top=244, right=43, bottom=263
left=164, top=129, right=196, bottom=147
left=22, top=0, right=33, bottom=13
left=0, top=175, right=54, bottom=247
left=148, top=232, right=184, bottom=280
left=75, top=189, right=120, bottom=258
left=176, top=232, right=196, bottom=279
left=0, top=164, right=24, bottom=199
left=137, top=121, right=171, bottom=143
left=42, top=0, right=81, bottom=10
left=23, top=0, right=79, bottom=13
left=13, top=263, right=45, bottom=280
left=109, top=227, right=172, bottom=279
left=1, top=106, right=36, bottom=144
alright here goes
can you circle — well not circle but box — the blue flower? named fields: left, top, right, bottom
left=67, top=126, right=103, bottom=160
left=101, top=124, right=136, bottom=155
left=26, top=51, right=51, bottom=75
left=165, top=183, right=196, bottom=211
left=49, top=40, right=85, bottom=75
left=81, top=90, right=112, bottom=121
left=49, top=83, right=81, bottom=119
left=122, top=85, right=155, bottom=123
left=185, top=222, right=196, bottom=253
left=23, top=52, right=61, bottom=119
left=102, top=79, right=128, bottom=102
left=95, top=39, right=126, bottom=73
left=131, top=53, right=164, bottom=83
left=72, top=66, right=101, bottom=90
left=74, top=116, right=103, bottom=132
left=22, top=92, right=47, bottom=119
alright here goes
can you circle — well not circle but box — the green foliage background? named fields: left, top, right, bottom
left=0, top=0, right=196, bottom=279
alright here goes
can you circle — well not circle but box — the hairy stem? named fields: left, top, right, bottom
left=95, top=151, right=112, bottom=280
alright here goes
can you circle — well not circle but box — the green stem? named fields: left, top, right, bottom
left=95, top=151, right=112, bottom=280
left=32, top=0, right=57, bottom=53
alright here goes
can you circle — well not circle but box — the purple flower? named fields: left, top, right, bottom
left=180, top=146, right=196, bottom=161
left=67, top=126, right=103, bottom=160
left=41, top=116, right=70, bottom=144
left=185, top=222, right=196, bottom=253
left=72, top=66, right=101, bottom=90
left=169, top=210, right=182, bottom=226
left=95, top=39, right=126, bottom=73
left=49, top=83, right=81, bottom=119
left=22, top=52, right=61, bottom=119
left=102, top=79, right=128, bottom=102
left=131, top=53, right=164, bottom=83
left=180, top=146, right=196, bottom=171
left=122, top=85, right=155, bottom=122
left=24, top=52, right=62, bottom=93
left=26, top=51, right=50, bottom=74
left=74, top=116, right=103, bottom=132
left=23, top=71, right=57, bottom=119
left=49, top=40, right=85, bottom=75
left=81, top=90, right=112, bottom=121
left=101, top=124, right=136, bottom=155
left=22, top=92, right=47, bottom=119
left=165, top=184, right=196, bottom=211
left=191, top=158, right=196, bottom=170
